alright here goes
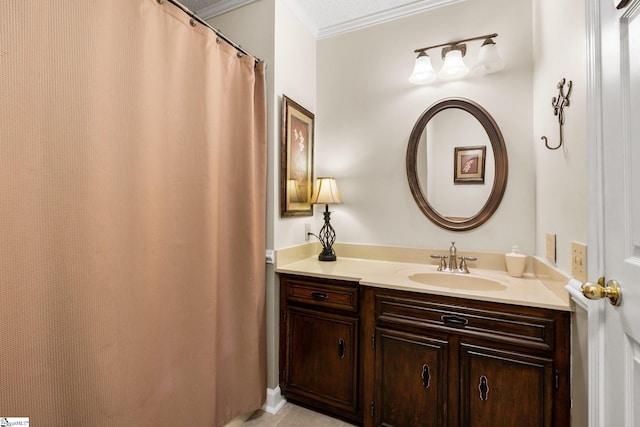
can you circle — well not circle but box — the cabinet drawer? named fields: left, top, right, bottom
left=283, top=275, right=359, bottom=313
left=375, top=292, right=557, bottom=351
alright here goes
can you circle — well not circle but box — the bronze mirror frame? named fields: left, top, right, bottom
left=406, top=97, right=508, bottom=231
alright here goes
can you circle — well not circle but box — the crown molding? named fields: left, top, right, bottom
left=197, top=0, right=259, bottom=20
left=316, top=0, right=465, bottom=40
left=280, top=0, right=320, bottom=38
left=198, top=0, right=465, bottom=39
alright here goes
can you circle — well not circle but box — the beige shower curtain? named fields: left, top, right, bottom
left=0, top=1, right=267, bottom=426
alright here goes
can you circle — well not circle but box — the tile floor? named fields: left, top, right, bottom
left=241, top=403, right=357, bottom=427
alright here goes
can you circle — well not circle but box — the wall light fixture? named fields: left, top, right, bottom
left=409, top=33, right=503, bottom=85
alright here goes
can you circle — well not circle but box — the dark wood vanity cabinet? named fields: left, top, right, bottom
left=279, top=274, right=362, bottom=423
left=279, top=274, right=570, bottom=427
left=364, top=287, right=570, bottom=427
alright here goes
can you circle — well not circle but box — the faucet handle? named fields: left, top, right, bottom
left=458, top=256, right=477, bottom=273
left=431, top=254, right=447, bottom=271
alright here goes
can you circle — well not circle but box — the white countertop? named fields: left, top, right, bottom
left=276, top=256, right=572, bottom=312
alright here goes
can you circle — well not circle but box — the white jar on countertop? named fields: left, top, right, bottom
left=505, top=245, right=527, bottom=278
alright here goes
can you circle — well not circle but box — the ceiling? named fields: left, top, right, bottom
left=178, top=0, right=462, bottom=39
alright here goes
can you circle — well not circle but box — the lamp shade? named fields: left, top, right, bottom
left=409, top=52, right=437, bottom=84
left=310, top=177, right=343, bottom=205
left=439, top=48, right=469, bottom=80
left=472, top=38, right=504, bottom=74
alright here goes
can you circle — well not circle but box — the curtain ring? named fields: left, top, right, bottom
left=237, top=52, right=243, bottom=58
left=156, top=0, right=164, bottom=3
left=216, top=37, right=221, bottom=44
left=189, top=17, right=197, bottom=27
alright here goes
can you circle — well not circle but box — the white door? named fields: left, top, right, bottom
left=589, top=0, right=640, bottom=425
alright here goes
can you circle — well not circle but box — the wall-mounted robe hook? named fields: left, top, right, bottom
left=541, top=78, right=572, bottom=150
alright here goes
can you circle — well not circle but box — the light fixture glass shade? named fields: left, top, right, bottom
left=472, top=39, right=504, bottom=75
left=310, top=177, right=343, bottom=204
left=409, top=52, right=437, bottom=84
left=438, top=49, right=469, bottom=80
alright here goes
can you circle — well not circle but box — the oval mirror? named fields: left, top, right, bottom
left=406, top=98, right=508, bottom=231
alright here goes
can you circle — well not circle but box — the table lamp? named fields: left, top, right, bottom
left=309, top=177, right=343, bottom=261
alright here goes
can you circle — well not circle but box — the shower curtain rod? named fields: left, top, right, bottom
left=163, top=0, right=262, bottom=64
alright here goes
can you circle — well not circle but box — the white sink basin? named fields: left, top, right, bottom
left=398, top=270, right=507, bottom=291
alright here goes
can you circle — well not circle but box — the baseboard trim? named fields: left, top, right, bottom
left=262, top=386, right=286, bottom=415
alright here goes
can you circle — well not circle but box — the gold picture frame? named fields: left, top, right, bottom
left=280, top=95, right=314, bottom=217
left=454, top=145, right=486, bottom=184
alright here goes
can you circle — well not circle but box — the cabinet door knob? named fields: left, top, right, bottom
left=421, top=364, right=430, bottom=388
left=338, top=338, right=345, bottom=359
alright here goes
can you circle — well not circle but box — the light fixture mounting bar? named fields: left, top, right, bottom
left=441, top=44, right=466, bottom=59
left=414, top=33, right=498, bottom=53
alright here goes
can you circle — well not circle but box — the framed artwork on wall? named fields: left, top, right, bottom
left=280, top=95, right=315, bottom=217
left=454, top=145, right=486, bottom=184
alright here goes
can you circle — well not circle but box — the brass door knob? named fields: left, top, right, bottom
left=581, top=277, right=621, bottom=306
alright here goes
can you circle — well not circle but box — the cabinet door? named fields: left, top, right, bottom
left=460, top=342, right=554, bottom=427
left=375, top=328, right=448, bottom=427
left=285, top=306, right=359, bottom=415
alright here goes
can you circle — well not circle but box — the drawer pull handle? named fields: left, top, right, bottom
left=479, top=375, right=489, bottom=401
left=421, top=364, right=431, bottom=388
left=311, top=291, right=328, bottom=301
left=441, top=315, right=468, bottom=327
left=338, top=338, right=345, bottom=359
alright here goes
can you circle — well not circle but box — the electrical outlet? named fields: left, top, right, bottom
left=546, top=233, right=556, bottom=263
left=305, top=223, right=311, bottom=242
left=571, top=242, right=588, bottom=282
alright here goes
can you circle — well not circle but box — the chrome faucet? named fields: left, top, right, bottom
left=430, top=241, right=477, bottom=274
left=448, top=241, right=458, bottom=271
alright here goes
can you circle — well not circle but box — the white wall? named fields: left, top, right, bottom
left=273, top=1, right=319, bottom=249
left=533, top=3, right=587, bottom=425
left=533, top=0, right=587, bottom=274
left=315, top=0, right=535, bottom=255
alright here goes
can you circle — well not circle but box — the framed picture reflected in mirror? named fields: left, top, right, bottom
left=454, top=145, right=486, bottom=184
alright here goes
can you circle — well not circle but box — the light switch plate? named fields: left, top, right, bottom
left=571, top=241, right=588, bottom=282
left=546, top=233, right=556, bottom=263
left=265, top=249, right=275, bottom=265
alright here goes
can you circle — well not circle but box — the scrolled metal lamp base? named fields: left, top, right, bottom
left=315, top=204, right=337, bottom=262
